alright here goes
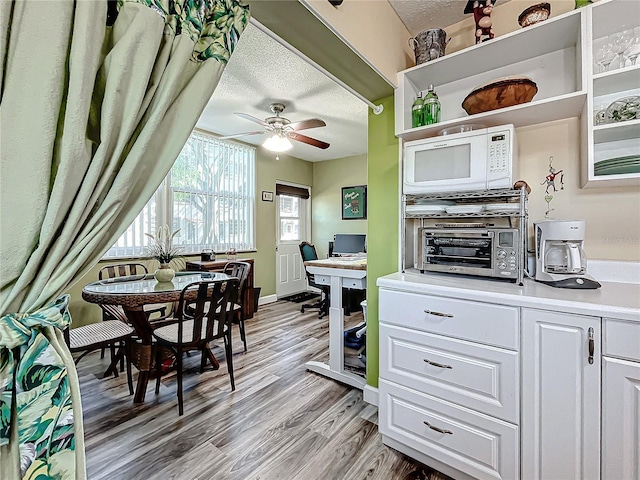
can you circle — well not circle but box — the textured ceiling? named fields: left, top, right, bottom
left=389, top=0, right=512, bottom=35
left=197, top=2, right=518, bottom=162
left=196, top=23, right=368, bottom=163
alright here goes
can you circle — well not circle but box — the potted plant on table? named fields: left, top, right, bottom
left=145, top=225, right=183, bottom=282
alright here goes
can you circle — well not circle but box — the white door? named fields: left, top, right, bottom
left=275, top=192, right=310, bottom=298
left=602, top=356, right=640, bottom=480
left=521, top=308, right=601, bottom=480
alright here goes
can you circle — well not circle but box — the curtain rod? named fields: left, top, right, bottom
left=249, top=18, right=384, bottom=115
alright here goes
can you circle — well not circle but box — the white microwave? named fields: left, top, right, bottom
left=403, top=124, right=517, bottom=194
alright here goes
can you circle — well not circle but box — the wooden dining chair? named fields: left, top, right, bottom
left=98, top=263, right=170, bottom=362
left=65, top=304, right=134, bottom=395
left=152, top=278, right=240, bottom=415
left=99, top=263, right=168, bottom=319
left=222, top=261, right=252, bottom=352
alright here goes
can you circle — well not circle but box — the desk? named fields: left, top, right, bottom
left=303, top=257, right=367, bottom=390
left=186, top=258, right=255, bottom=319
left=82, top=272, right=228, bottom=403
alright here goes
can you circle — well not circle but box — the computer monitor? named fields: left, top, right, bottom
left=333, top=234, right=366, bottom=255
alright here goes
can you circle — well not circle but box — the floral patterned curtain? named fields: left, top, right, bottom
left=0, top=0, right=249, bottom=478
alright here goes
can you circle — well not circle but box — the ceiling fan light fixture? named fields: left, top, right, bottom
left=263, top=133, right=293, bottom=152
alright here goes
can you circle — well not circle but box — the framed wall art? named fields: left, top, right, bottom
left=262, top=191, right=274, bottom=202
left=341, top=185, right=367, bottom=220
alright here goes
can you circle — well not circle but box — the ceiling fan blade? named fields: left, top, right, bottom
left=288, top=132, right=330, bottom=149
left=287, top=118, right=326, bottom=131
left=235, top=113, right=269, bottom=127
left=217, top=131, right=264, bottom=140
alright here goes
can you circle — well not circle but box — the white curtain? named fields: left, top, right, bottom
left=0, top=0, right=249, bottom=478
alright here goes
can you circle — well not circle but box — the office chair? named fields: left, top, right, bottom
left=298, top=241, right=329, bottom=318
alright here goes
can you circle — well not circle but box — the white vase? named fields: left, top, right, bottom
left=154, top=263, right=175, bottom=282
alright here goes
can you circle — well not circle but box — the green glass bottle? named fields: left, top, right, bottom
left=411, top=92, right=424, bottom=128
left=423, top=84, right=441, bottom=125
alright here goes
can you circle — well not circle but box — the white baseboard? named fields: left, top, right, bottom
left=258, top=294, right=278, bottom=306
left=363, top=385, right=378, bottom=406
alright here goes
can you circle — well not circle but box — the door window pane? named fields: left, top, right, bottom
left=279, top=195, right=301, bottom=241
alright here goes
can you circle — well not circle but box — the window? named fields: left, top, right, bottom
left=105, top=131, right=256, bottom=258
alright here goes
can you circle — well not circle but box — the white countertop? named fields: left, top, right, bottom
left=377, top=271, right=640, bottom=322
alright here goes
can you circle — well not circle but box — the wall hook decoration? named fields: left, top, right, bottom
left=540, top=156, right=565, bottom=217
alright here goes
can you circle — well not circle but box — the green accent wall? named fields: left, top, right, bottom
left=253, top=149, right=313, bottom=296
left=365, top=96, right=399, bottom=387
left=311, top=154, right=368, bottom=259
left=64, top=147, right=313, bottom=328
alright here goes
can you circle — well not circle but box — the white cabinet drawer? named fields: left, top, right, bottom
left=379, top=289, right=519, bottom=350
left=313, top=275, right=366, bottom=289
left=379, top=379, right=519, bottom=480
left=604, top=317, right=640, bottom=362
left=380, top=324, right=519, bottom=423
left=313, top=274, right=331, bottom=285
left=343, top=277, right=366, bottom=289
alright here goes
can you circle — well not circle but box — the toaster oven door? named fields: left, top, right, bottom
left=419, top=230, right=495, bottom=276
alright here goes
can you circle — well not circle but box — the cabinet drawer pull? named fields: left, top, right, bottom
left=423, top=309, right=454, bottom=318
left=423, top=421, right=453, bottom=435
left=423, top=358, right=453, bottom=369
left=588, top=327, right=594, bottom=365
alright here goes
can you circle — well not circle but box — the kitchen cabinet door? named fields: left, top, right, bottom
left=602, top=356, right=640, bottom=480
left=521, top=308, right=601, bottom=480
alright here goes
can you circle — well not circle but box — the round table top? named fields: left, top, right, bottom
left=82, top=272, right=229, bottom=308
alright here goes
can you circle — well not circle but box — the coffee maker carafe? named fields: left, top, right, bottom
left=534, top=220, right=601, bottom=289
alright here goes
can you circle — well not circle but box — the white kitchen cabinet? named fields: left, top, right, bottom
left=394, top=0, right=639, bottom=188
left=379, top=287, right=520, bottom=480
left=521, top=308, right=601, bottom=480
left=394, top=9, right=586, bottom=140
left=602, top=316, right=640, bottom=480
left=377, top=273, right=640, bottom=480
left=602, top=357, right=640, bottom=480
left=581, top=0, right=640, bottom=188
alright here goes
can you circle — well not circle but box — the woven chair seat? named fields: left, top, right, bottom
left=69, top=320, right=134, bottom=350
left=153, top=319, right=225, bottom=345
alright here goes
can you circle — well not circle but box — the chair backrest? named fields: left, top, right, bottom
left=175, top=278, right=240, bottom=346
left=299, top=241, right=319, bottom=284
left=100, top=304, right=130, bottom=324
left=299, top=241, right=318, bottom=262
left=99, top=263, right=148, bottom=280
left=223, top=261, right=251, bottom=299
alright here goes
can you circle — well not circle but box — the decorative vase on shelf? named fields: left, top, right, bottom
left=154, top=263, right=175, bottom=282
left=574, top=0, right=591, bottom=8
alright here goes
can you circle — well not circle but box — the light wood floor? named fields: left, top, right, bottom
left=77, top=299, right=434, bottom=480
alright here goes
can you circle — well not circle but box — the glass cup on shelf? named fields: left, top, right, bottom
left=609, top=29, right=634, bottom=69
left=594, top=42, right=616, bottom=73
left=593, top=107, right=608, bottom=126
left=624, top=27, right=640, bottom=66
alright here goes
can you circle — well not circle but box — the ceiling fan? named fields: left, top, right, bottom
left=219, top=103, right=330, bottom=157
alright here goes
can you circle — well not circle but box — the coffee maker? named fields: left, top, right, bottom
left=534, top=220, right=601, bottom=289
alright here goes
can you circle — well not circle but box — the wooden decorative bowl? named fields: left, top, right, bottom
left=462, top=76, right=538, bottom=115
left=518, top=3, right=551, bottom=28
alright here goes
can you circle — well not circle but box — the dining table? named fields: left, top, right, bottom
left=82, top=271, right=229, bottom=403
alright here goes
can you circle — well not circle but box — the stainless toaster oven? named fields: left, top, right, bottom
left=418, top=227, right=521, bottom=280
